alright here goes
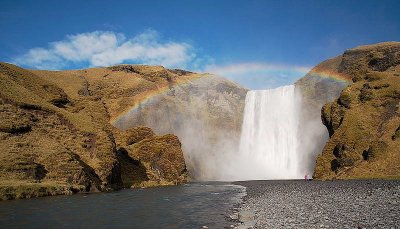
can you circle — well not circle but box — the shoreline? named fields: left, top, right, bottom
left=233, top=179, right=400, bottom=228
left=2, top=178, right=399, bottom=201
left=0, top=181, right=189, bottom=201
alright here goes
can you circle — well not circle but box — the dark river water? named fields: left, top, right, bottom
left=0, top=182, right=245, bottom=229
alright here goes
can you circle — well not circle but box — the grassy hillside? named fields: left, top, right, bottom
left=313, top=42, right=400, bottom=179
left=0, top=63, right=197, bottom=200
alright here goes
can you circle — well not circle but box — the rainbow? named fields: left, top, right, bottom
left=110, top=73, right=209, bottom=125
left=111, top=66, right=353, bottom=126
left=307, top=67, right=352, bottom=83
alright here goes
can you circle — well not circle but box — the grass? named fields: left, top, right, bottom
left=0, top=180, right=85, bottom=200
left=0, top=62, right=195, bottom=199
left=314, top=43, right=400, bottom=180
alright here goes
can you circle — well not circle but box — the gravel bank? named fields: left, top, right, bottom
left=235, top=180, right=400, bottom=228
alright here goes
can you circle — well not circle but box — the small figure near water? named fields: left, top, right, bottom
left=304, top=174, right=313, bottom=181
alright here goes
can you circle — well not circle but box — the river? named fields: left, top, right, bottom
left=0, top=182, right=245, bottom=229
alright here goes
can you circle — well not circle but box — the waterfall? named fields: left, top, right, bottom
left=237, top=85, right=302, bottom=180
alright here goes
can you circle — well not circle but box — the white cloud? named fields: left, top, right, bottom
left=13, top=30, right=195, bottom=70
left=203, top=62, right=311, bottom=89
left=12, top=30, right=311, bottom=89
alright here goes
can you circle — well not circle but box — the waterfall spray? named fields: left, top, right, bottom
left=236, top=85, right=302, bottom=180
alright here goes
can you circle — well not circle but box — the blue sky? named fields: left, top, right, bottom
left=1, top=0, right=399, bottom=89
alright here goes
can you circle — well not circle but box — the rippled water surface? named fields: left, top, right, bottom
left=0, top=182, right=245, bottom=228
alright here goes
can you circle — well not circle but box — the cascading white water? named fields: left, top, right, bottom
left=237, top=85, right=302, bottom=180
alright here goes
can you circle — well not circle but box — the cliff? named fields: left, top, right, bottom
left=295, top=55, right=351, bottom=174
left=0, top=63, right=217, bottom=199
left=36, top=64, right=246, bottom=180
left=311, top=42, right=400, bottom=179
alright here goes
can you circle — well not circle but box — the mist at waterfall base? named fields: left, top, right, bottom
left=188, top=84, right=329, bottom=181
left=200, top=84, right=328, bottom=181
left=115, top=79, right=328, bottom=181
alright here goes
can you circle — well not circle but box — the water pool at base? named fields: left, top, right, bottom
left=0, top=182, right=245, bottom=229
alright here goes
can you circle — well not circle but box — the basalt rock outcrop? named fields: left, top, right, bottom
left=312, top=42, right=400, bottom=179
left=115, top=126, right=187, bottom=187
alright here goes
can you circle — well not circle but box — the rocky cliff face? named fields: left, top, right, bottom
left=115, top=126, right=187, bottom=187
left=0, top=63, right=190, bottom=200
left=313, top=42, right=400, bottom=179
left=295, top=56, right=351, bottom=173
left=296, top=56, right=350, bottom=107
